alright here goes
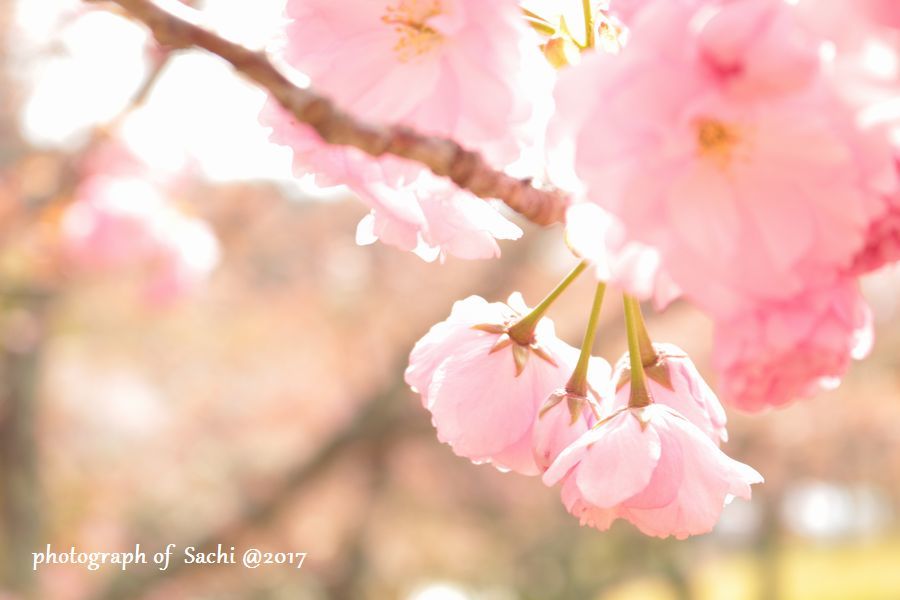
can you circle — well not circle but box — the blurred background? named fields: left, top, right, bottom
left=1, top=1, right=900, bottom=598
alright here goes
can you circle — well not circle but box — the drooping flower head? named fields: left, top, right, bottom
left=609, top=342, right=728, bottom=445
left=531, top=356, right=611, bottom=472
left=405, top=294, right=577, bottom=475
left=543, top=404, right=762, bottom=539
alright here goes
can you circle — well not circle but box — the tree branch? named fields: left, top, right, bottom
left=93, top=0, right=569, bottom=226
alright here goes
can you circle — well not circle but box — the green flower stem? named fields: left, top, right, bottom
left=508, top=260, right=589, bottom=345
left=632, top=297, right=658, bottom=367
left=582, top=0, right=595, bottom=49
left=566, top=281, right=607, bottom=397
left=624, top=295, right=653, bottom=408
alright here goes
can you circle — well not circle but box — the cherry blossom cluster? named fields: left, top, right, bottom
left=404, top=287, right=761, bottom=539
left=552, top=0, right=898, bottom=412
left=263, top=0, right=900, bottom=537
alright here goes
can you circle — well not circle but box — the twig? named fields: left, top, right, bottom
left=94, top=0, right=569, bottom=226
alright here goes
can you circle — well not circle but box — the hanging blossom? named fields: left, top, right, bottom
left=263, top=0, right=550, bottom=261
left=549, top=0, right=897, bottom=319
left=607, top=343, right=729, bottom=445
left=531, top=356, right=611, bottom=472
left=405, top=294, right=578, bottom=475
left=543, top=404, right=762, bottom=539
left=713, top=279, right=873, bottom=412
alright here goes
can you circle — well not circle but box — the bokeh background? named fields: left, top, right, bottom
left=1, top=1, right=900, bottom=599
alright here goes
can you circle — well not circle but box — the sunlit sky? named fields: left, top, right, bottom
left=12, top=0, right=303, bottom=184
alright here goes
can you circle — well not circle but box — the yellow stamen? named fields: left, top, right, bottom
left=381, top=0, right=444, bottom=62
left=695, top=118, right=740, bottom=167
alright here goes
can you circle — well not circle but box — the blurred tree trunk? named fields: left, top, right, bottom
left=0, top=292, right=53, bottom=595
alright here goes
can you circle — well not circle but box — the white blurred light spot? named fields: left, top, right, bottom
left=13, top=0, right=81, bottom=46
left=861, top=39, right=899, bottom=80
left=201, top=0, right=289, bottom=47
left=56, top=364, right=169, bottom=439
left=20, top=11, right=149, bottom=147
left=120, top=52, right=295, bottom=183
left=14, top=0, right=322, bottom=188
left=781, top=481, right=893, bottom=540
left=407, top=583, right=472, bottom=600
left=819, top=41, right=837, bottom=64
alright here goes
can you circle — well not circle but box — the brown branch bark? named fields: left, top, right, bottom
left=94, top=0, right=569, bottom=226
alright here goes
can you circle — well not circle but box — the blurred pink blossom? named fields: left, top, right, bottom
left=861, top=0, right=900, bottom=29
left=551, top=0, right=896, bottom=318
left=850, top=185, right=900, bottom=275
left=543, top=405, right=762, bottom=539
left=713, top=280, right=873, bottom=412
left=60, top=176, right=219, bottom=303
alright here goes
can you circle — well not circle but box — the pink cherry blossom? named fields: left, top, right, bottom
left=608, top=343, right=728, bottom=445
left=262, top=0, right=544, bottom=261
left=713, top=280, right=873, bottom=412
left=262, top=105, right=522, bottom=262
left=850, top=208, right=900, bottom=275
left=405, top=293, right=577, bottom=475
left=849, top=185, right=900, bottom=275
left=60, top=176, right=219, bottom=303
left=551, top=0, right=897, bottom=318
left=531, top=357, right=611, bottom=472
left=354, top=172, right=523, bottom=262
left=276, top=0, right=549, bottom=168
left=544, top=404, right=762, bottom=539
